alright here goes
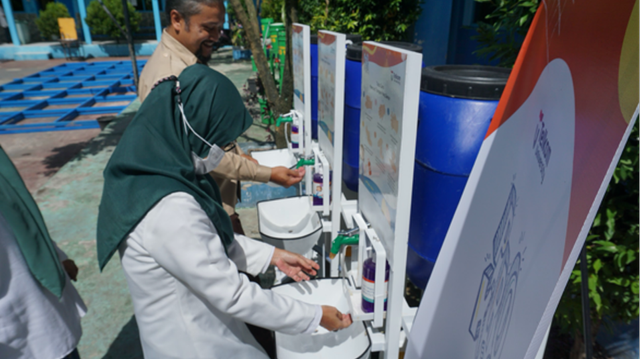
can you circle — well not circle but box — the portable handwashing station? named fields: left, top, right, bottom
left=252, top=24, right=319, bottom=259
left=266, top=39, right=423, bottom=359
left=253, top=25, right=349, bottom=283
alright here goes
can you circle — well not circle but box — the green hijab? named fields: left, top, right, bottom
left=0, top=146, right=66, bottom=298
left=97, top=64, right=253, bottom=270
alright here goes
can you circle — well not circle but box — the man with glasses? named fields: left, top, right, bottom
left=138, top=0, right=303, bottom=235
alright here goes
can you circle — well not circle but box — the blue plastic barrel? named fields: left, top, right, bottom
left=407, top=65, right=511, bottom=289
left=343, top=41, right=423, bottom=192
left=310, top=34, right=361, bottom=140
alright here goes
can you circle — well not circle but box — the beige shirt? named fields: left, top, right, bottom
left=138, top=29, right=272, bottom=216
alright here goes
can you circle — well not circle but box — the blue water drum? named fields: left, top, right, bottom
left=407, top=65, right=511, bottom=289
left=343, top=41, right=423, bottom=191
left=310, top=33, right=362, bottom=140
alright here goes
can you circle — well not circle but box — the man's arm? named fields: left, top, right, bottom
left=211, top=152, right=305, bottom=187
left=211, top=151, right=271, bottom=182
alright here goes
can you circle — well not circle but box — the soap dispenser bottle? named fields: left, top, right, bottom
left=361, top=247, right=390, bottom=313
left=312, top=162, right=324, bottom=206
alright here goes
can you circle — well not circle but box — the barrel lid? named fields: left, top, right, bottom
left=311, top=33, right=363, bottom=45
left=346, top=41, right=422, bottom=62
left=420, top=65, right=511, bottom=100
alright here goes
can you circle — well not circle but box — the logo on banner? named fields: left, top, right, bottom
left=533, top=110, right=552, bottom=184
left=469, top=184, right=522, bottom=359
left=390, top=70, right=402, bottom=84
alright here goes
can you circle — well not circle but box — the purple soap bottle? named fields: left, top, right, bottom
left=291, top=125, right=299, bottom=148
left=361, top=248, right=390, bottom=313
left=312, top=169, right=332, bottom=206
left=313, top=172, right=323, bottom=206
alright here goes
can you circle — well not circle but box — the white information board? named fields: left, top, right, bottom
left=292, top=23, right=312, bottom=193
left=408, top=60, right=575, bottom=359
left=357, top=42, right=421, bottom=260
left=356, top=42, right=422, bottom=359
left=317, top=30, right=346, bottom=243
left=317, top=30, right=345, bottom=168
left=292, top=24, right=306, bottom=114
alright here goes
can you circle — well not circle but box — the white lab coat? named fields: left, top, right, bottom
left=0, top=212, right=87, bottom=359
left=119, top=192, right=320, bottom=359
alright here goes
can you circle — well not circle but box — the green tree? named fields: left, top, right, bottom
left=230, top=0, right=298, bottom=148
left=85, top=0, right=141, bottom=40
left=294, top=0, right=422, bottom=41
left=35, top=2, right=71, bottom=41
left=260, top=0, right=284, bottom=22
left=473, top=0, right=539, bottom=67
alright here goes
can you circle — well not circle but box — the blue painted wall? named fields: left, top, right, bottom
left=446, top=0, right=497, bottom=65
left=412, top=0, right=454, bottom=67
left=0, top=41, right=159, bottom=60
left=22, top=0, right=38, bottom=13
left=411, top=0, right=500, bottom=67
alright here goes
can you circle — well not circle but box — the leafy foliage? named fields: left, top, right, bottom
left=230, top=22, right=247, bottom=48
left=35, top=2, right=71, bottom=41
left=259, top=0, right=421, bottom=41
left=260, top=0, right=284, bottom=22
left=473, top=0, right=539, bottom=67
left=85, top=0, right=141, bottom=39
left=555, top=119, right=639, bottom=335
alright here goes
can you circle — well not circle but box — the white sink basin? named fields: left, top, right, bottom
left=271, top=278, right=371, bottom=359
left=257, top=196, right=323, bottom=255
left=251, top=148, right=297, bottom=169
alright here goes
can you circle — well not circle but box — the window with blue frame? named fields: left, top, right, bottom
left=129, top=0, right=162, bottom=12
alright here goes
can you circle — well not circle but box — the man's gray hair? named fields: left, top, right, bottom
left=165, top=0, right=223, bottom=26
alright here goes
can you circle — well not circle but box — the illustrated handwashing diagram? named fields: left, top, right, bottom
left=469, top=184, right=522, bottom=359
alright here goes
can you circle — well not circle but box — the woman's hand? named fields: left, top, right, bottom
left=320, top=306, right=352, bottom=331
left=270, top=248, right=319, bottom=282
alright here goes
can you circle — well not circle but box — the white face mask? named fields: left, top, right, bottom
left=178, top=102, right=225, bottom=175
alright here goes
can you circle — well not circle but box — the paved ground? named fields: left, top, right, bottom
left=0, top=129, right=101, bottom=192
left=0, top=56, right=150, bottom=193
left=3, top=50, right=271, bottom=358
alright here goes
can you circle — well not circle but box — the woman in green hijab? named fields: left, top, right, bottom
left=0, top=145, right=86, bottom=359
left=96, top=64, right=351, bottom=359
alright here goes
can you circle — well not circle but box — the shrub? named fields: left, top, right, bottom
left=35, top=2, right=71, bottom=41
left=259, top=0, right=422, bottom=41
left=230, top=22, right=247, bottom=48
left=85, top=0, right=141, bottom=40
left=554, top=119, right=639, bottom=355
left=473, top=0, right=539, bottom=67
left=260, top=0, right=284, bottom=22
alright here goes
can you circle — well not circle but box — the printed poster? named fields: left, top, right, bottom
left=292, top=24, right=305, bottom=112
left=317, top=31, right=343, bottom=166
left=406, top=1, right=638, bottom=359
left=358, top=43, right=408, bottom=247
